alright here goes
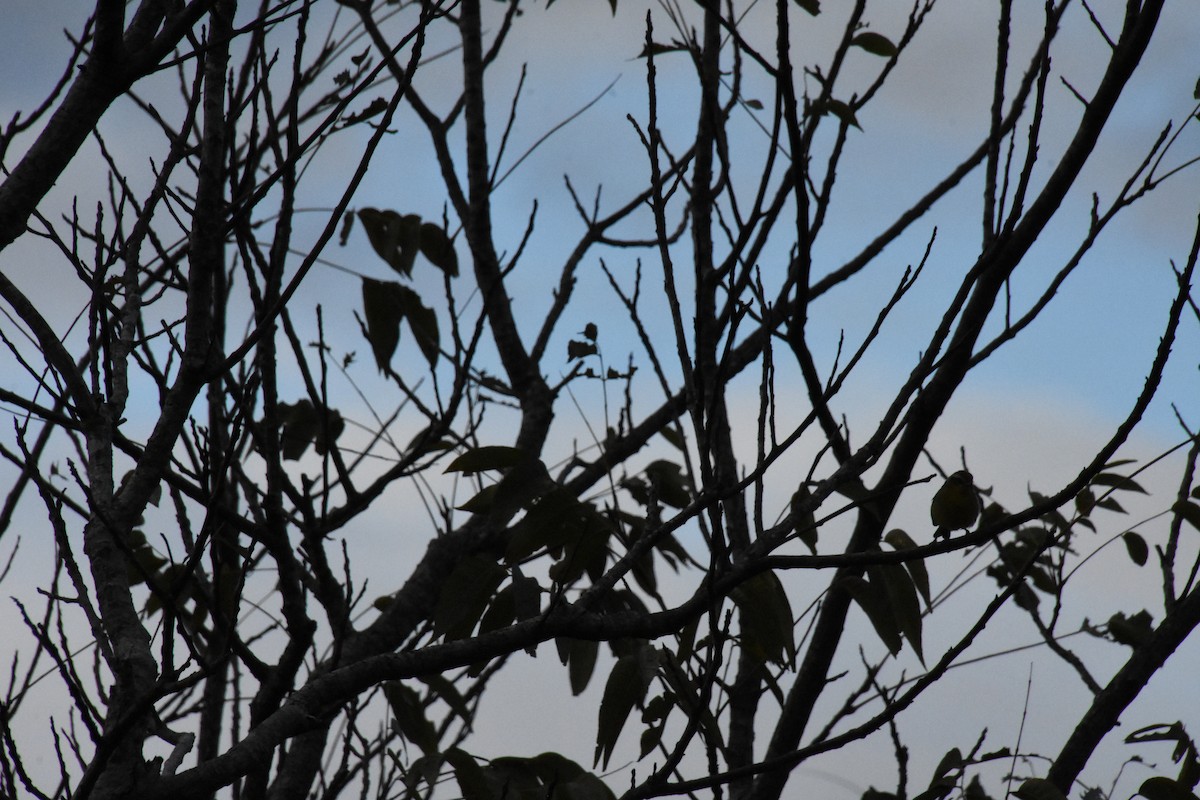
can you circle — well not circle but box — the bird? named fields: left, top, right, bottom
left=930, top=470, right=980, bottom=540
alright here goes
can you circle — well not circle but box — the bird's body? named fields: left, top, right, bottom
left=931, top=470, right=979, bottom=540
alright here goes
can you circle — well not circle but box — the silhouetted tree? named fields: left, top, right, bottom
left=1, top=1, right=1198, bottom=799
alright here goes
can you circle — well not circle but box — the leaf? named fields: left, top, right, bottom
left=394, top=284, right=441, bottom=367
left=362, top=278, right=402, bottom=372
left=885, top=528, right=931, bottom=607
left=1138, top=777, right=1200, bottom=800
left=432, top=554, right=507, bottom=639
left=731, top=571, right=795, bottom=665
left=792, top=0, right=820, bottom=15
left=383, top=681, right=438, bottom=755
left=852, top=31, right=898, bottom=57
left=1013, top=778, right=1068, bottom=800
left=595, top=641, right=657, bottom=769
left=1174, top=500, right=1200, bottom=533
left=506, top=487, right=589, bottom=562
left=476, top=583, right=514, bottom=634
left=418, top=221, right=458, bottom=277
left=1123, top=531, right=1149, bottom=566
left=358, top=208, right=421, bottom=276
left=843, top=575, right=901, bottom=655
left=1092, top=472, right=1148, bottom=493
left=640, top=724, right=664, bottom=758
left=1126, top=721, right=1190, bottom=748
left=557, top=637, right=600, bottom=696
left=870, top=562, right=924, bottom=663
left=446, top=445, right=528, bottom=474
left=456, top=483, right=500, bottom=513
left=418, top=674, right=474, bottom=726
left=744, top=98, right=764, bottom=110
left=915, top=748, right=964, bottom=800
left=1075, top=488, right=1096, bottom=516
left=276, top=399, right=344, bottom=460
left=548, top=509, right=611, bottom=585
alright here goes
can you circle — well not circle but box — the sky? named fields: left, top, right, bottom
left=1, top=0, right=1199, bottom=797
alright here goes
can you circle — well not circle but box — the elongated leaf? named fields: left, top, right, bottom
left=418, top=221, right=458, bottom=276
left=731, top=571, right=795, bottom=664
left=457, top=483, right=500, bottom=514
left=1093, top=472, right=1148, bottom=493
left=358, top=208, right=421, bottom=276
left=557, top=637, right=599, bottom=696
left=446, top=445, right=528, bottom=474
left=419, top=674, right=474, bottom=726
left=276, top=399, right=344, bottom=460
left=870, top=561, right=924, bottom=663
left=1123, top=531, right=1149, bottom=566
left=843, top=575, right=901, bottom=655
left=362, top=278, right=402, bottom=372
left=383, top=681, right=438, bottom=754
left=476, top=583, right=514, bottom=634
left=885, top=528, right=931, bottom=607
left=1175, top=500, right=1200, bottom=532
left=595, top=641, right=657, bottom=769
left=394, top=284, right=440, bottom=367
left=548, top=509, right=612, bottom=585
left=506, top=487, right=587, bottom=562
left=852, top=31, right=897, bottom=57
left=914, top=747, right=964, bottom=800
left=433, top=554, right=507, bottom=639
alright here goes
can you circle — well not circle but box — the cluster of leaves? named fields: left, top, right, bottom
left=974, top=464, right=1160, bottom=644
left=372, top=444, right=701, bottom=771
left=1126, top=723, right=1200, bottom=800
left=843, top=528, right=933, bottom=662
left=870, top=722, right=1200, bottom=800
left=350, top=207, right=458, bottom=372
left=276, top=399, right=345, bottom=461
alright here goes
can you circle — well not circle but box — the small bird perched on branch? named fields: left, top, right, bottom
left=931, top=470, right=980, bottom=540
